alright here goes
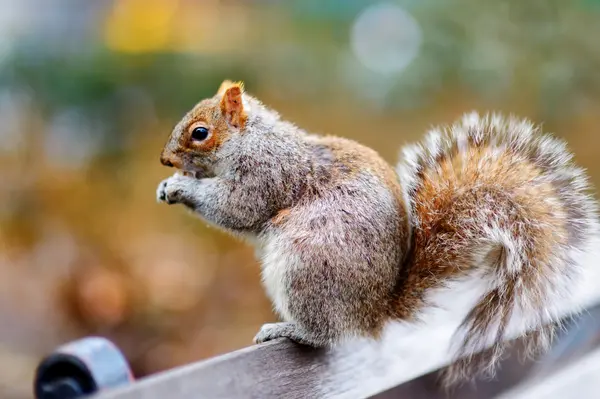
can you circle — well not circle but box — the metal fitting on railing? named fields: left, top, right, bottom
left=34, top=337, right=134, bottom=399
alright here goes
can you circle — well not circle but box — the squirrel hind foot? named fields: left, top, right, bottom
left=253, top=322, right=324, bottom=348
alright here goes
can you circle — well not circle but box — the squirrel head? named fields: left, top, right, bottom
left=159, top=80, right=253, bottom=177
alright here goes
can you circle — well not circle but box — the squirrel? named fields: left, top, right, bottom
left=156, top=80, right=598, bottom=386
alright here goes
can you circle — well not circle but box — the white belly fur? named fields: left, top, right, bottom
left=259, top=231, right=298, bottom=322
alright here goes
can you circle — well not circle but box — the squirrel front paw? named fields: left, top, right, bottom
left=156, top=174, right=196, bottom=205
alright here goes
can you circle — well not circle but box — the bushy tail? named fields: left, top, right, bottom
left=441, top=113, right=598, bottom=387
left=399, top=112, right=598, bottom=388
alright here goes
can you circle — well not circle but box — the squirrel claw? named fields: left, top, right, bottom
left=254, top=322, right=295, bottom=344
left=156, top=180, right=168, bottom=203
left=156, top=179, right=179, bottom=204
left=157, top=175, right=192, bottom=205
left=253, top=322, right=318, bottom=347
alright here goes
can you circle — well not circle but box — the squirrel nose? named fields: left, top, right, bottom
left=160, top=153, right=175, bottom=167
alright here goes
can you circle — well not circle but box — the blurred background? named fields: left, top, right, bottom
left=2, top=0, right=600, bottom=397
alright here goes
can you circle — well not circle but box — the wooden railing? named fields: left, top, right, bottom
left=66, top=244, right=600, bottom=399
left=90, top=300, right=600, bottom=399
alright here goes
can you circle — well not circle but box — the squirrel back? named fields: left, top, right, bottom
left=396, top=112, right=598, bottom=385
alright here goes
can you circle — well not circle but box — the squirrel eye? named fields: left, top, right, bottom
left=191, top=126, right=209, bottom=141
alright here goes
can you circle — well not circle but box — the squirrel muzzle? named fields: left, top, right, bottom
left=160, top=151, right=181, bottom=169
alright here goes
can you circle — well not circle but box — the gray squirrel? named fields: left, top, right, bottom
left=156, top=80, right=598, bottom=386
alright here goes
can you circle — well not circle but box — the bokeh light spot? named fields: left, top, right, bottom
left=350, top=2, right=422, bottom=75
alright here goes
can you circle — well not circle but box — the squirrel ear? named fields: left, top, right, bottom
left=217, top=80, right=234, bottom=96
left=219, top=82, right=247, bottom=129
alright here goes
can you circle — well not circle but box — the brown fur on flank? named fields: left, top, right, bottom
left=157, top=82, right=598, bottom=388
